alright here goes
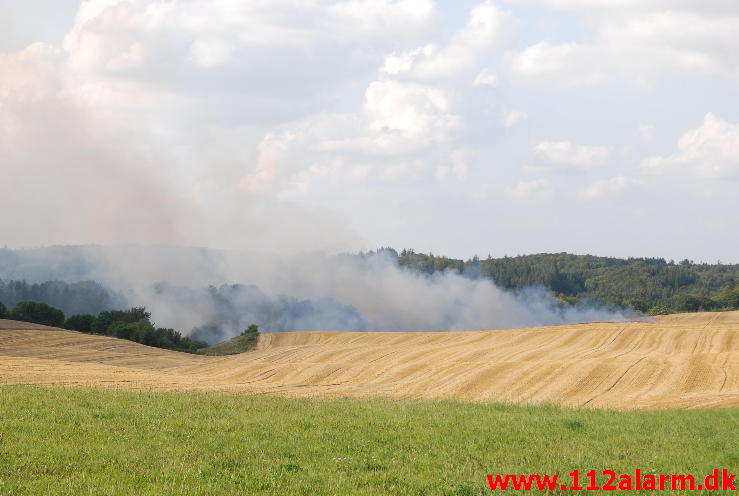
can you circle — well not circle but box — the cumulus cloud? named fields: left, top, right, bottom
left=436, top=150, right=471, bottom=182
left=238, top=78, right=462, bottom=196
left=503, top=110, right=528, bottom=128
left=506, top=42, right=607, bottom=88
left=187, top=38, right=233, bottom=68
left=641, top=113, right=739, bottom=179
left=534, top=141, right=611, bottom=169
left=362, top=81, right=460, bottom=152
left=381, top=1, right=516, bottom=80
left=506, top=179, right=551, bottom=199
left=3, top=0, right=737, bottom=264
left=0, top=0, right=448, bottom=251
left=639, top=124, right=654, bottom=144
left=473, top=68, right=499, bottom=86
left=504, top=1, right=739, bottom=14
left=579, top=176, right=631, bottom=199
left=504, top=2, right=739, bottom=87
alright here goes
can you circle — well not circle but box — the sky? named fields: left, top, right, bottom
left=1, top=0, right=738, bottom=262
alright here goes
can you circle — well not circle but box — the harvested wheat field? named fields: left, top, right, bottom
left=1, top=311, right=738, bottom=410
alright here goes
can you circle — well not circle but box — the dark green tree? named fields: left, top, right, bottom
left=64, top=314, right=95, bottom=333
left=9, top=301, right=65, bottom=327
left=0, top=300, right=6, bottom=318
left=108, top=320, right=153, bottom=342
left=93, top=307, right=151, bottom=334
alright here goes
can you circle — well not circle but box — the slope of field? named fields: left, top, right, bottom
left=1, top=312, right=738, bottom=410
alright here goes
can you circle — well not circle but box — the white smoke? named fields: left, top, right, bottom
left=0, top=246, right=637, bottom=342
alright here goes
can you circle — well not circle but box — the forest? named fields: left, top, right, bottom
left=387, top=249, right=739, bottom=314
left=1, top=250, right=737, bottom=346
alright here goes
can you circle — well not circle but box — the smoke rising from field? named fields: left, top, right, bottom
left=0, top=3, right=642, bottom=342
left=0, top=246, right=636, bottom=343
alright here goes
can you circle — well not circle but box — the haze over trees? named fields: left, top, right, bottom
left=387, top=250, right=739, bottom=315
left=0, top=279, right=124, bottom=317
left=0, top=299, right=207, bottom=353
left=1, top=248, right=737, bottom=343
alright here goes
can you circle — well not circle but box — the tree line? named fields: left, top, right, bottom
left=371, top=249, right=739, bottom=315
left=0, top=279, right=124, bottom=317
left=0, top=300, right=207, bottom=353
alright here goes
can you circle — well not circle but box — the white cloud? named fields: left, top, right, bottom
left=381, top=1, right=516, bottom=80
left=0, top=42, right=63, bottom=99
left=506, top=42, right=607, bottom=88
left=473, top=68, right=499, bottom=86
left=436, top=150, right=471, bottom=182
left=3, top=0, right=737, bottom=261
left=507, top=179, right=551, bottom=199
left=641, top=113, right=739, bottom=179
left=325, top=0, right=437, bottom=40
left=363, top=81, right=459, bottom=152
left=534, top=141, right=611, bottom=168
left=579, top=176, right=630, bottom=199
left=239, top=79, right=462, bottom=195
left=504, top=111, right=528, bottom=128
left=639, top=124, right=654, bottom=144
left=504, top=3, right=739, bottom=87
left=504, top=1, right=739, bottom=14
left=0, top=0, right=446, bottom=251
left=60, top=0, right=439, bottom=102
left=187, top=38, right=233, bottom=68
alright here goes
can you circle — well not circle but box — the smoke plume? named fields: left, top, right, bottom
left=0, top=246, right=636, bottom=344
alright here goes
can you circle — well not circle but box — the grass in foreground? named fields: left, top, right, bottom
left=0, top=386, right=737, bottom=495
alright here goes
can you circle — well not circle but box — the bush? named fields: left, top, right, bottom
left=241, top=324, right=260, bottom=349
left=9, top=301, right=65, bottom=327
left=65, top=314, right=96, bottom=333
left=0, top=300, right=7, bottom=319
left=648, top=304, right=672, bottom=316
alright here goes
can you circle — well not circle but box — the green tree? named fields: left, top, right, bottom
left=718, top=286, right=739, bottom=309
left=108, top=320, right=153, bottom=342
left=93, top=307, right=151, bottom=335
left=674, top=294, right=718, bottom=312
left=0, top=300, right=7, bottom=318
left=9, top=301, right=65, bottom=327
left=64, top=314, right=95, bottom=333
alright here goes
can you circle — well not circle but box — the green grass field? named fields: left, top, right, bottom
left=0, top=386, right=736, bottom=495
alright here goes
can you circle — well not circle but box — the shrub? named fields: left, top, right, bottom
left=648, top=304, right=671, bottom=316
left=0, top=300, right=6, bottom=319
left=241, top=324, right=260, bottom=349
left=9, top=301, right=65, bottom=327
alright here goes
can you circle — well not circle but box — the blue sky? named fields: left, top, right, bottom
left=1, top=0, right=737, bottom=262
